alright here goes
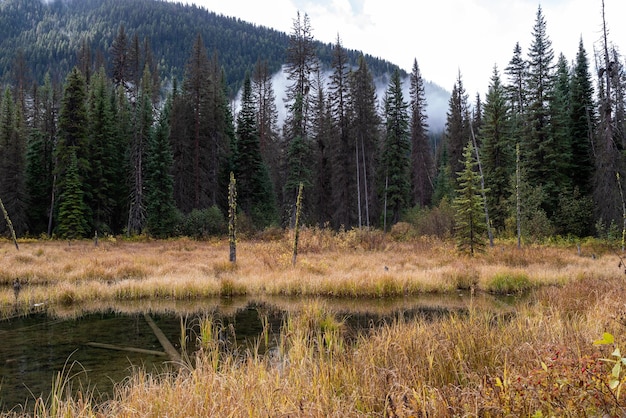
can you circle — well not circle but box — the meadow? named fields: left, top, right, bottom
left=1, top=229, right=624, bottom=417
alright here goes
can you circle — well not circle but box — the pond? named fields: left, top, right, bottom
left=0, top=292, right=516, bottom=413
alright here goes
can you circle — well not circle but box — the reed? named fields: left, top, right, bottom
left=5, top=272, right=626, bottom=416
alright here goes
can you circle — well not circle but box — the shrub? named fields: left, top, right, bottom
left=180, top=206, right=226, bottom=238
left=486, top=272, right=532, bottom=294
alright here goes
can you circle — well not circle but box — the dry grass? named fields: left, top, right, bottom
left=8, top=275, right=626, bottom=417
left=0, top=232, right=620, bottom=318
left=2, top=232, right=626, bottom=416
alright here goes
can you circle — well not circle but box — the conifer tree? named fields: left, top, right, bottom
left=56, top=150, right=89, bottom=239
left=505, top=42, right=527, bottom=115
left=86, top=68, right=116, bottom=234
left=55, top=67, right=91, bottom=237
left=0, top=88, right=27, bottom=236
left=547, top=54, right=574, bottom=216
left=480, top=66, right=513, bottom=232
left=444, top=73, right=471, bottom=188
left=252, top=58, right=281, bottom=199
left=146, top=100, right=178, bottom=238
left=523, top=6, right=555, bottom=198
left=379, top=69, right=411, bottom=226
left=233, top=72, right=278, bottom=228
left=454, top=142, right=486, bottom=255
left=329, top=35, right=355, bottom=228
left=569, top=38, right=596, bottom=196
left=350, top=54, right=381, bottom=227
left=283, top=12, right=318, bottom=224
left=310, top=69, right=333, bottom=226
left=127, top=66, right=153, bottom=235
left=409, top=58, right=434, bottom=207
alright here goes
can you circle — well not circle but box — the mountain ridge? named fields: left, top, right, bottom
left=0, top=0, right=449, bottom=129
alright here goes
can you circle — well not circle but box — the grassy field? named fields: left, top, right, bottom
left=1, top=230, right=625, bottom=416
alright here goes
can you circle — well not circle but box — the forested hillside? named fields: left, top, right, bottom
left=0, top=0, right=624, bottom=248
left=0, top=0, right=405, bottom=95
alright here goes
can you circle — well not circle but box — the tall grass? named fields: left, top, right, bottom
left=10, top=274, right=626, bottom=417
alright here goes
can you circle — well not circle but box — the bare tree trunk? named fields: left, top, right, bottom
left=0, top=196, right=19, bottom=250
left=356, top=140, right=362, bottom=228
left=228, top=172, right=237, bottom=263
left=361, top=137, right=370, bottom=228
left=516, top=144, right=522, bottom=249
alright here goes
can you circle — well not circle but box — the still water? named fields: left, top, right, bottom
left=0, top=293, right=512, bottom=413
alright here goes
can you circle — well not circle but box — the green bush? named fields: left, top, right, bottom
left=180, top=206, right=226, bottom=238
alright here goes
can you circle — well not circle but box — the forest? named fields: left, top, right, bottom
left=0, top=0, right=624, bottom=248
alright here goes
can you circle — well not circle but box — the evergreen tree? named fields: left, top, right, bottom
left=409, top=58, right=434, bottom=207
left=56, top=150, right=89, bottom=239
left=569, top=37, right=596, bottom=196
left=349, top=54, right=381, bottom=227
left=505, top=42, right=528, bottom=115
left=282, top=12, right=318, bottom=224
left=328, top=35, right=355, bottom=229
left=0, top=88, right=27, bottom=236
left=252, top=58, right=281, bottom=202
left=55, top=67, right=91, bottom=237
left=454, top=142, right=486, bottom=255
left=547, top=53, right=574, bottom=215
left=523, top=6, right=555, bottom=198
left=183, top=33, right=212, bottom=211
left=110, top=24, right=129, bottom=90
left=110, top=84, right=132, bottom=232
left=480, top=66, right=513, bottom=232
left=86, top=68, right=117, bottom=234
left=146, top=100, right=178, bottom=238
left=25, top=74, right=58, bottom=236
left=378, top=69, right=411, bottom=226
left=127, top=65, right=153, bottom=235
left=310, top=69, right=333, bottom=226
left=444, top=72, right=471, bottom=188
left=233, top=72, right=278, bottom=228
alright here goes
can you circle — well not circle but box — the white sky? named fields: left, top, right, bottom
left=172, top=0, right=625, bottom=98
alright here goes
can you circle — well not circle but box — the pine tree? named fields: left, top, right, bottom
left=480, top=66, right=513, bottom=232
left=523, top=6, right=555, bottom=196
left=86, top=68, right=116, bottom=234
left=56, top=150, right=89, bottom=239
left=328, top=35, right=355, bottom=229
left=146, top=100, right=178, bottom=238
left=234, top=72, right=278, bottom=229
left=252, top=58, right=281, bottom=199
left=127, top=66, right=153, bottom=235
left=454, top=142, right=486, bottom=255
left=310, top=69, right=333, bottom=226
left=547, top=54, right=574, bottom=217
left=505, top=42, right=527, bottom=115
left=569, top=37, right=596, bottom=196
left=110, top=24, right=129, bottom=90
left=409, top=58, right=434, bottom=208
left=444, top=73, right=471, bottom=188
left=283, top=12, right=318, bottom=224
left=55, top=67, right=91, bottom=237
left=0, top=88, right=27, bottom=236
left=25, top=74, right=58, bottom=236
left=379, top=69, right=411, bottom=226
left=349, top=55, right=381, bottom=227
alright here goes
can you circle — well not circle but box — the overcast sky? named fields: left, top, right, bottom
left=172, top=0, right=624, bottom=98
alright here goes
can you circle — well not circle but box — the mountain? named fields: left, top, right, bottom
left=0, top=0, right=449, bottom=129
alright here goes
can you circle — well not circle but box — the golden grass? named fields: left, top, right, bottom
left=1, top=232, right=625, bottom=416
left=9, top=274, right=626, bottom=417
left=0, top=231, right=620, bottom=318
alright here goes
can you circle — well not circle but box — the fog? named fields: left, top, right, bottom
left=232, top=66, right=450, bottom=134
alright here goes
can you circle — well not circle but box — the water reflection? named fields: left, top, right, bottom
left=0, top=292, right=515, bottom=413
